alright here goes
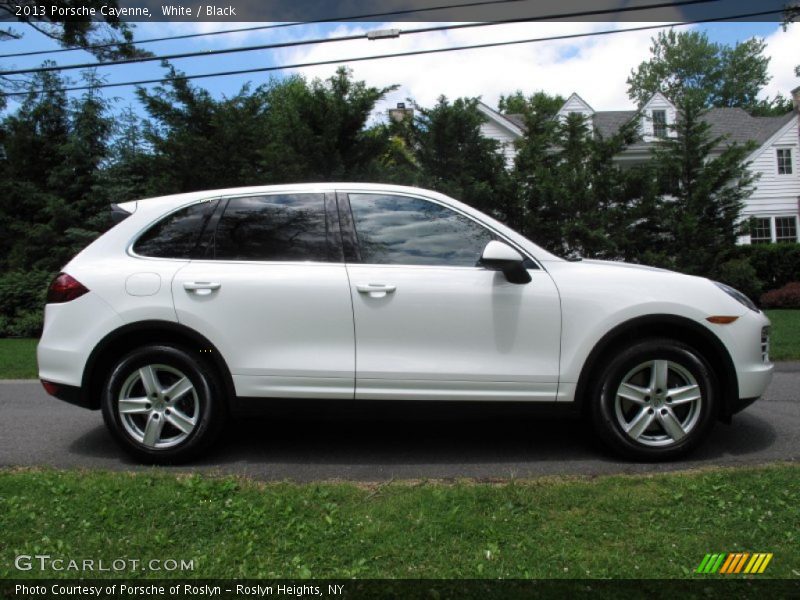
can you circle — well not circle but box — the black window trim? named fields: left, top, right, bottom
left=336, top=190, right=541, bottom=270
left=187, top=190, right=343, bottom=265
left=127, top=197, right=221, bottom=261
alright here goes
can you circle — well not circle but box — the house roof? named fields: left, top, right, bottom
left=593, top=111, right=637, bottom=139
left=476, top=101, right=524, bottom=136
left=701, top=108, right=795, bottom=146
left=504, top=114, right=525, bottom=129
left=499, top=105, right=796, bottom=151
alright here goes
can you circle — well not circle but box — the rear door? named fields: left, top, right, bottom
left=172, top=191, right=355, bottom=399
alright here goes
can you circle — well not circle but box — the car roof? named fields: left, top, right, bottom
left=119, top=183, right=440, bottom=213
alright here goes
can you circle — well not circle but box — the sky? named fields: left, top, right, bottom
left=1, top=18, right=797, bottom=119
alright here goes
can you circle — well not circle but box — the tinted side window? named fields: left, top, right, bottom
left=133, top=201, right=216, bottom=258
left=212, top=194, right=328, bottom=261
left=348, top=194, right=495, bottom=267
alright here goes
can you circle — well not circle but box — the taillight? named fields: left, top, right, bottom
left=41, top=380, right=61, bottom=396
left=46, top=273, right=89, bottom=303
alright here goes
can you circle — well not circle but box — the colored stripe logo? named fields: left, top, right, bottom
left=696, top=553, right=773, bottom=574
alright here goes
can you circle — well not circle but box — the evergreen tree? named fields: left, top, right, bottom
left=97, top=106, right=151, bottom=203
left=652, top=91, right=756, bottom=276
left=135, top=65, right=272, bottom=194
left=516, top=111, right=637, bottom=257
left=412, top=96, right=515, bottom=226
left=260, top=68, right=397, bottom=182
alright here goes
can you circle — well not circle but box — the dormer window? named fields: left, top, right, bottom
left=652, top=110, right=667, bottom=138
left=777, top=148, right=793, bottom=175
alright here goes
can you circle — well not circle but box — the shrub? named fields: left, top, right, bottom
left=716, top=258, right=762, bottom=302
left=0, top=270, right=53, bottom=337
left=760, top=282, right=800, bottom=309
left=734, top=244, right=800, bottom=292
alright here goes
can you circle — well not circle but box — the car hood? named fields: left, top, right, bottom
left=577, top=259, right=673, bottom=274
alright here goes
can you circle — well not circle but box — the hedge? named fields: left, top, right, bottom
left=733, top=244, right=800, bottom=292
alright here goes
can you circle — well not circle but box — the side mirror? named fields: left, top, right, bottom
left=479, top=241, right=532, bottom=284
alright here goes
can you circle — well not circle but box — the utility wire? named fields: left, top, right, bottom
left=0, top=0, right=722, bottom=75
left=0, top=0, right=534, bottom=59
left=1, top=7, right=782, bottom=97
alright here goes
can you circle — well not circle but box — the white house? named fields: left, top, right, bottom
left=478, top=89, right=800, bottom=244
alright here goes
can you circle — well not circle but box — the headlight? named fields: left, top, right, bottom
left=713, top=281, right=759, bottom=313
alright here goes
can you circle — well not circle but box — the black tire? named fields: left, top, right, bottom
left=101, top=344, right=226, bottom=464
left=590, top=338, right=717, bottom=461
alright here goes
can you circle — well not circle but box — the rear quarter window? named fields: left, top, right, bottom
left=132, top=200, right=217, bottom=258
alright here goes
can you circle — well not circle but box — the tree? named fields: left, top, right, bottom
left=260, top=67, right=397, bottom=182
left=516, top=111, right=638, bottom=258
left=96, top=106, right=152, bottom=203
left=0, top=0, right=145, bottom=61
left=498, top=90, right=565, bottom=116
left=651, top=91, right=756, bottom=276
left=627, top=30, right=789, bottom=115
left=0, top=68, right=115, bottom=273
left=135, top=65, right=273, bottom=194
left=1, top=1, right=150, bottom=103
left=412, top=96, right=516, bottom=226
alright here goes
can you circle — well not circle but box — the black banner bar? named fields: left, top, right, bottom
left=3, top=579, right=800, bottom=600
left=0, top=0, right=791, bottom=23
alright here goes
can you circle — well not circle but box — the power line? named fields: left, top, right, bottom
left=0, top=0, right=722, bottom=76
left=1, top=7, right=782, bottom=98
left=0, top=0, right=532, bottom=60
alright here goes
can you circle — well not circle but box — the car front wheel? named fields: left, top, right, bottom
left=101, top=344, right=225, bottom=463
left=591, top=338, right=717, bottom=460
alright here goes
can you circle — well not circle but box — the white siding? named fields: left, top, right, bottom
left=557, top=93, right=594, bottom=123
left=741, top=118, right=800, bottom=217
left=640, top=92, right=677, bottom=141
left=479, top=120, right=518, bottom=168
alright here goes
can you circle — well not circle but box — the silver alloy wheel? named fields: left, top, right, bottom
left=614, top=360, right=703, bottom=447
left=117, top=364, right=200, bottom=449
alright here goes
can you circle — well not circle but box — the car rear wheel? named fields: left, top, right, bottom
left=591, top=338, right=717, bottom=460
left=101, top=344, right=226, bottom=463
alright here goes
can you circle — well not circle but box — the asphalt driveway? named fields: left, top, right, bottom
left=1, top=364, right=797, bottom=481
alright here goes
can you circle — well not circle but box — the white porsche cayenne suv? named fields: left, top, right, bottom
left=37, top=183, right=773, bottom=463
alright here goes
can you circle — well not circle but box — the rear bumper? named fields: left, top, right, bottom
left=40, top=380, right=93, bottom=410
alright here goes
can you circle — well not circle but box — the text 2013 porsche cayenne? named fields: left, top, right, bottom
left=38, top=184, right=773, bottom=462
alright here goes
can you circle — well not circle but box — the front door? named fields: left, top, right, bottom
left=340, top=192, right=562, bottom=401
left=172, top=191, right=354, bottom=399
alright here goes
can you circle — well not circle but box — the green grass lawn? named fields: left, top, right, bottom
left=765, top=310, right=800, bottom=361
left=1, top=464, right=798, bottom=579
left=0, top=338, right=38, bottom=379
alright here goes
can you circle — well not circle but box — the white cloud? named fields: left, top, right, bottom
left=132, top=20, right=799, bottom=116
left=761, top=22, right=800, bottom=100
left=273, top=21, right=671, bottom=115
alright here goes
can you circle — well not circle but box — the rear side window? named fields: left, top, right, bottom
left=211, top=194, right=329, bottom=262
left=133, top=200, right=216, bottom=258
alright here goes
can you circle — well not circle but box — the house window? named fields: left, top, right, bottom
left=777, top=148, right=793, bottom=174
left=775, top=216, right=798, bottom=242
left=652, top=110, right=667, bottom=138
left=749, top=217, right=772, bottom=244
left=749, top=215, right=799, bottom=244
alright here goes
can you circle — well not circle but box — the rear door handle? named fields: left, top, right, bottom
left=183, top=281, right=221, bottom=296
left=356, top=283, right=396, bottom=298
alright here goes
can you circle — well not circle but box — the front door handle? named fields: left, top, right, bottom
left=356, top=283, right=397, bottom=298
left=183, top=281, right=221, bottom=296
